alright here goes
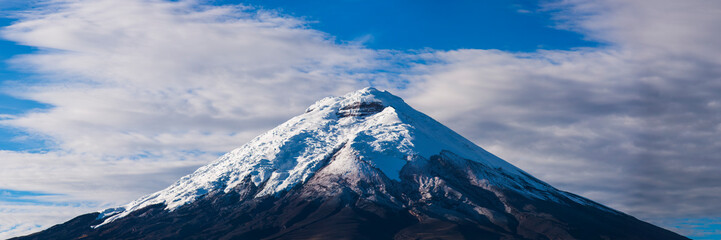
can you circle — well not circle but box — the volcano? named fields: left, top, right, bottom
left=14, top=88, right=688, bottom=240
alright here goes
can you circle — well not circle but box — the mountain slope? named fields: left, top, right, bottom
left=14, top=88, right=688, bottom=240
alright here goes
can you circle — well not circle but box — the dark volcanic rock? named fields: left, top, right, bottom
left=337, top=101, right=386, bottom=117
left=13, top=150, right=688, bottom=240
left=12, top=88, right=689, bottom=240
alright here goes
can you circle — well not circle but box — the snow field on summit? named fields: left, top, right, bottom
left=96, top=88, right=565, bottom=226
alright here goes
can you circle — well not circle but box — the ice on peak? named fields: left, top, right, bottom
left=97, top=87, right=538, bottom=226
left=304, top=87, right=407, bottom=114
left=341, top=87, right=391, bottom=102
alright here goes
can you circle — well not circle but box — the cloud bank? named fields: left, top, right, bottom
left=1, top=0, right=720, bottom=238
left=401, top=0, right=721, bottom=236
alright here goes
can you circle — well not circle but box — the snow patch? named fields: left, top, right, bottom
left=96, top=87, right=586, bottom=226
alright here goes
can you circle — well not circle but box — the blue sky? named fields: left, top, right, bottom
left=1, top=0, right=720, bottom=239
left=0, top=10, right=49, bottom=151
left=0, top=0, right=596, bottom=152
left=230, top=0, right=597, bottom=50
left=0, top=0, right=594, bottom=151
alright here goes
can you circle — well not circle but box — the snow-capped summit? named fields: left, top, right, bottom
left=99, top=87, right=542, bottom=224
left=16, top=88, right=689, bottom=240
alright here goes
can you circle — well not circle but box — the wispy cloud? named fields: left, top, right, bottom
left=400, top=0, right=721, bottom=233
left=0, top=149, right=210, bottom=239
left=1, top=0, right=388, bottom=157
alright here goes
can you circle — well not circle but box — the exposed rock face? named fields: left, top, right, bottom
left=14, top=149, right=688, bottom=240
left=337, top=101, right=386, bottom=118
left=13, top=88, right=689, bottom=240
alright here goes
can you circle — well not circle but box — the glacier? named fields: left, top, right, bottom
left=15, top=88, right=690, bottom=240
left=97, top=87, right=601, bottom=226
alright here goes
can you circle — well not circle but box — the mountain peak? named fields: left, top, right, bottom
left=345, top=86, right=386, bottom=98
left=305, top=87, right=403, bottom=115
left=17, top=88, right=689, bottom=240
left=98, top=87, right=530, bottom=224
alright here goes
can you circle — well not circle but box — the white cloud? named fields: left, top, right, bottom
left=0, top=203, right=97, bottom=239
left=0, top=150, right=211, bottom=239
left=1, top=0, right=385, bottom=156
left=549, top=0, right=721, bottom=61
left=399, top=0, right=721, bottom=227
